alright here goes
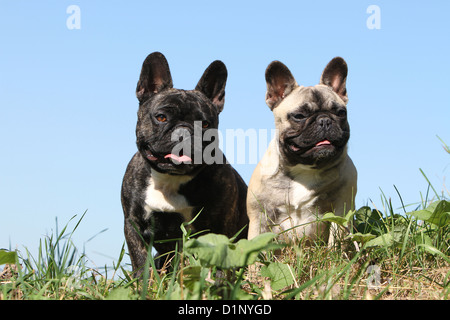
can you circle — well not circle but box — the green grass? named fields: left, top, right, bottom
left=1, top=191, right=448, bottom=300
left=1, top=141, right=449, bottom=300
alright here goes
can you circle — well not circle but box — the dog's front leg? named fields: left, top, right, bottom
left=124, top=217, right=149, bottom=279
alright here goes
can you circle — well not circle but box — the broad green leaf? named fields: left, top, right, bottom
left=408, top=200, right=450, bottom=227
left=0, top=250, right=17, bottom=265
left=354, top=206, right=387, bottom=235
left=413, top=233, right=432, bottom=247
left=392, top=224, right=406, bottom=243
left=321, top=212, right=348, bottom=227
left=261, top=262, right=295, bottom=291
left=184, top=233, right=229, bottom=268
left=106, top=287, right=137, bottom=300
left=179, top=266, right=202, bottom=290
left=184, top=232, right=276, bottom=269
left=354, top=206, right=378, bottom=222
left=365, top=233, right=394, bottom=248
left=345, top=232, right=376, bottom=243
left=234, top=232, right=279, bottom=265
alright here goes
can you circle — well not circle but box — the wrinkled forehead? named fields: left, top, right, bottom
left=274, top=85, right=345, bottom=118
left=151, top=89, right=209, bottom=107
left=141, top=89, right=216, bottom=115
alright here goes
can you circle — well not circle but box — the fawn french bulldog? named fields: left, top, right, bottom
left=247, top=57, right=357, bottom=245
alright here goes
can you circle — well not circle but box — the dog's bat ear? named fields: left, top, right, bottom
left=265, top=61, right=298, bottom=110
left=320, top=57, right=348, bottom=103
left=136, top=52, right=173, bottom=103
left=195, top=60, right=228, bottom=113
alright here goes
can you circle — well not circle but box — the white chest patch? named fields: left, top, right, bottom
left=143, top=171, right=194, bottom=223
left=278, top=180, right=317, bottom=222
left=270, top=175, right=327, bottom=240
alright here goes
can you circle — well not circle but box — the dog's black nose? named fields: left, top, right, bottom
left=318, top=116, right=332, bottom=130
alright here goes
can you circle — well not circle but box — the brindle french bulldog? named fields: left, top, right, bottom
left=121, top=52, right=248, bottom=276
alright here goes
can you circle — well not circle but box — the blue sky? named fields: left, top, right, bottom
left=1, top=1, right=449, bottom=270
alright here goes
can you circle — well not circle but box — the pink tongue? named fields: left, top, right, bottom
left=316, top=140, right=331, bottom=146
left=164, top=154, right=192, bottom=163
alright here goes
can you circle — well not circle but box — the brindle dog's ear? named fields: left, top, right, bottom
left=320, top=57, right=348, bottom=103
left=195, top=60, right=228, bottom=113
left=265, top=61, right=298, bottom=110
left=136, top=52, right=173, bottom=103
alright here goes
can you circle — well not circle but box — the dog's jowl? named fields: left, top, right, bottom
left=247, top=57, right=357, bottom=245
left=121, top=52, right=248, bottom=276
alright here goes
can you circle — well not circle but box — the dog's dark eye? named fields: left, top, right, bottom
left=155, top=114, right=167, bottom=122
left=337, top=109, right=347, bottom=117
left=202, top=121, right=210, bottom=129
left=293, top=113, right=306, bottom=120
